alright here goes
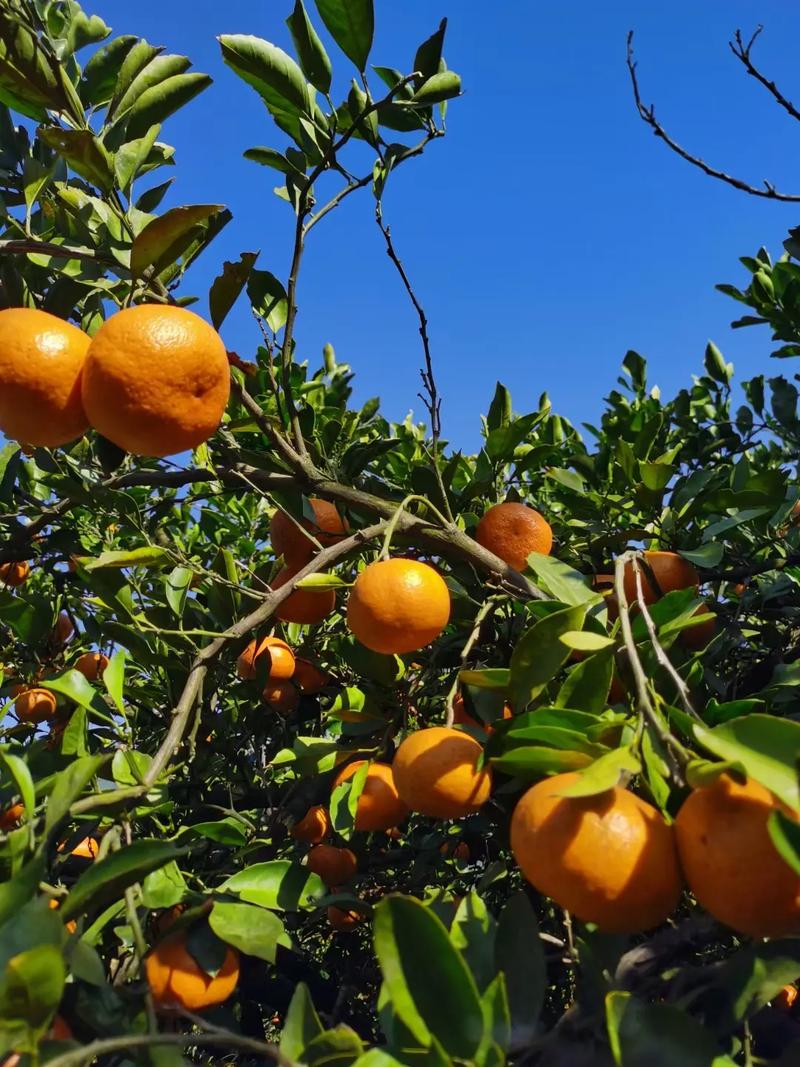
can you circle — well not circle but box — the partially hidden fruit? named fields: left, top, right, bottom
left=68, top=836, right=99, bottom=860
left=0, top=308, right=90, bottom=447
left=49, top=897, right=77, bottom=934
left=675, top=773, right=800, bottom=938
left=293, top=658, right=330, bottom=693
left=680, top=606, right=716, bottom=651
left=0, top=561, right=29, bottom=587
left=347, top=558, right=450, bottom=655
left=510, top=772, right=682, bottom=933
left=14, top=688, right=57, bottom=724
left=475, top=501, right=553, bottom=571
left=273, top=566, right=336, bottom=625
left=306, top=844, right=357, bottom=886
left=393, top=726, right=493, bottom=819
left=291, top=805, right=330, bottom=844
left=81, top=304, right=230, bottom=458
left=452, top=693, right=512, bottom=733
left=332, top=761, right=409, bottom=832
left=622, top=550, right=699, bottom=606
left=270, top=499, right=348, bottom=567
left=237, top=636, right=295, bottom=681
left=145, top=930, right=239, bottom=1011
left=441, top=840, right=470, bottom=861
left=0, top=803, right=24, bottom=831
left=262, top=681, right=300, bottom=716
left=327, top=904, right=365, bottom=931
left=54, top=611, right=75, bottom=646
left=774, top=985, right=798, bottom=1012
left=73, top=651, right=109, bottom=681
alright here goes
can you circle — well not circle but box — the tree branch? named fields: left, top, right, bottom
left=729, top=26, right=800, bottom=124
left=44, top=1029, right=293, bottom=1067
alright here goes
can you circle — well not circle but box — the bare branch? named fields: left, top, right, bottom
left=730, top=26, right=800, bottom=124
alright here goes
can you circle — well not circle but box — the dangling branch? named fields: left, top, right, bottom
left=729, top=26, right=800, bottom=124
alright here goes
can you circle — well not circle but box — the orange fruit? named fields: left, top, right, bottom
left=452, top=693, right=513, bottom=733
left=237, top=636, right=295, bottom=681
left=54, top=611, right=75, bottom=645
left=81, top=305, right=230, bottom=458
left=440, top=840, right=470, bottom=861
left=14, top=687, right=57, bottom=724
left=261, top=681, right=300, bottom=716
left=511, top=772, right=682, bottom=933
left=393, top=727, right=493, bottom=819
left=292, top=658, right=330, bottom=693
left=145, top=929, right=239, bottom=1011
left=49, top=897, right=77, bottom=934
left=69, top=836, right=99, bottom=860
left=475, top=502, right=553, bottom=571
left=674, top=773, right=800, bottom=938
left=385, top=826, right=403, bottom=841
left=50, top=1015, right=72, bottom=1041
left=347, top=558, right=450, bottom=655
left=621, top=550, right=698, bottom=606
left=270, top=499, right=348, bottom=567
left=775, top=985, right=798, bottom=1011
left=327, top=904, right=365, bottom=931
left=0, top=308, right=90, bottom=447
left=153, top=904, right=187, bottom=937
left=332, top=761, right=409, bottom=832
left=732, top=581, right=747, bottom=597
left=73, top=651, right=109, bottom=681
left=680, top=606, right=716, bottom=651
left=0, top=803, right=24, bottom=831
left=273, top=566, right=336, bottom=625
left=306, top=844, right=357, bottom=886
left=291, top=805, right=330, bottom=844
left=0, top=561, right=29, bottom=587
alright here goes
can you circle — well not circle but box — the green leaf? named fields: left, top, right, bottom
left=491, top=747, right=593, bottom=779
left=509, top=603, right=586, bottom=709
left=142, top=861, right=187, bottom=909
left=42, top=669, right=98, bottom=713
left=459, top=669, right=511, bottom=692
left=410, top=71, right=461, bottom=106
left=248, top=269, right=289, bottom=332
left=606, top=991, right=737, bottom=1067
left=83, top=547, right=171, bottom=571
left=281, top=983, right=324, bottom=1061
left=373, top=894, right=484, bottom=1060
left=495, top=892, right=545, bottom=1040
left=554, top=747, right=641, bottom=797
left=679, top=543, right=724, bottom=569
left=0, top=944, right=65, bottom=1028
left=62, top=840, right=185, bottom=921
left=768, top=810, right=800, bottom=876
left=45, top=754, right=109, bottom=834
left=556, top=649, right=615, bottom=714
left=559, top=631, right=614, bottom=652
left=125, top=72, right=212, bottom=139
left=219, top=861, right=325, bottom=911
left=287, top=0, right=332, bottom=94
left=0, top=749, right=35, bottom=830
left=107, top=40, right=162, bottom=117
left=190, top=818, right=248, bottom=846
left=525, top=555, right=599, bottom=606
left=693, top=715, right=800, bottom=810
left=0, top=856, right=45, bottom=928
left=131, top=205, right=229, bottom=279
left=479, top=974, right=511, bottom=1057
left=209, top=901, right=292, bottom=963
left=313, top=0, right=374, bottom=71
left=114, top=123, right=161, bottom=193
left=244, top=146, right=301, bottom=173
left=165, top=566, right=193, bottom=619
left=413, top=20, right=447, bottom=86
left=0, top=590, right=51, bottom=645
left=330, top=760, right=368, bottom=840
left=102, top=649, right=127, bottom=718
left=79, top=35, right=138, bottom=105
left=450, top=892, right=496, bottom=992
left=39, top=127, right=115, bottom=192
left=209, top=252, right=259, bottom=331
left=111, top=54, right=192, bottom=122
left=218, top=35, right=315, bottom=128
left=706, top=939, right=800, bottom=1034
left=304, top=1027, right=364, bottom=1067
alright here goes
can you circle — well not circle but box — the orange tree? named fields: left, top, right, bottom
left=0, top=2, right=799, bottom=1065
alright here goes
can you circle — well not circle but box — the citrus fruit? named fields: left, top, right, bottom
left=332, top=760, right=409, bottom=832
left=145, top=930, right=239, bottom=1011
left=0, top=308, right=90, bottom=447
left=49, top=897, right=77, bottom=933
left=273, top=566, right=336, bottom=625
left=68, top=836, right=99, bottom=860
left=674, top=773, right=800, bottom=937
left=452, top=693, right=513, bottom=733
left=347, top=558, right=450, bottom=655
left=54, top=611, right=75, bottom=645
left=0, top=561, right=29, bottom=587
left=440, top=840, right=470, bottom=861
left=237, top=635, right=295, bottom=680
left=270, top=499, right=348, bottom=567
left=774, top=985, right=798, bottom=1012
left=291, top=805, right=330, bottom=844
left=680, top=606, right=716, bottom=651
left=0, top=803, right=24, bottom=831
left=510, top=772, right=682, bottom=933
left=14, top=688, right=57, bottom=724
left=81, top=304, right=230, bottom=457
left=293, top=658, right=330, bottom=693
left=475, top=502, right=552, bottom=571
left=621, top=550, right=699, bottom=606
left=327, top=904, right=365, bottom=931
left=392, top=726, right=493, bottom=819
left=261, top=681, right=300, bottom=716
left=73, top=651, right=109, bottom=681
left=306, top=844, right=357, bottom=886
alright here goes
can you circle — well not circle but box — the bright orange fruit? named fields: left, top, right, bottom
left=393, top=727, right=492, bottom=819
left=347, top=558, right=450, bottom=655
left=475, top=502, right=552, bottom=571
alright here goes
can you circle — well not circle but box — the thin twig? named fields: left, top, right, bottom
left=445, top=596, right=500, bottom=725
left=44, top=1029, right=293, bottom=1067
left=633, top=567, right=701, bottom=721
left=730, top=27, right=800, bottom=124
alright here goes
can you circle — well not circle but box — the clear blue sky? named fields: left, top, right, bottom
left=90, top=1, right=800, bottom=450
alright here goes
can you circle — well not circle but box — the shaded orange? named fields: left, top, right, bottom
left=511, top=772, right=682, bottom=933
left=14, top=688, right=57, bottom=724
left=270, top=499, right=348, bottom=567
left=452, top=693, right=513, bottom=733
left=347, top=558, right=450, bottom=655
left=261, top=681, right=300, bottom=716
left=775, top=985, right=798, bottom=1012
left=293, top=658, right=330, bottom=693
left=273, top=566, right=336, bottom=625
left=621, top=550, right=699, bottom=606
left=680, top=606, right=716, bottom=651
left=73, top=651, right=109, bottom=682
left=54, top=612, right=75, bottom=645
left=475, top=502, right=552, bottom=571
left=0, top=803, right=24, bottom=831
left=441, top=840, right=470, bottom=861
left=675, top=773, right=800, bottom=938
left=69, top=837, right=99, bottom=860
left=393, top=726, right=492, bottom=819
left=236, top=636, right=295, bottom=681
left=327, top=904, right=365, bottom=931
left=332, top=760, right=409, bottom=832
left=145, top=930, right=239, bottom=1011
left=306, top=844, right=357, bottom=886
left=82, top=304, right=230, bottom=458
left=0, top=308, right=90, bottom=447
left=291, top=805, right=330, bottom=844
left=49, top=897, right=77, bottom=934
left=0, top=561, right=29, bottom=587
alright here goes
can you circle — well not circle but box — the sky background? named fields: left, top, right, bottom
left=89, top=1, right=800, bottom=451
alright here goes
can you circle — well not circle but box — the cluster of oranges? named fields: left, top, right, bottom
left=0, top=305, right=230, bottom=457
left=236, top=633, right=329, bottom=714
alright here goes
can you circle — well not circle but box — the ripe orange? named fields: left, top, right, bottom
left=327, top=904, right=365, bottom=931
left=332, top=761, right=409, bottom=832
left=680, top=606, right=716, bottom=651
left=81, top=305, right=230, bottom=457
left=511, top=772, right=682, bottom=933
left=440, top=840, right=470, bottom=861
left=293, top=658, right=330, bottom=693
left=392, top=727, right=493, bottom=819
left=0, top=803, right=24, bottom=831
left=622, top=550, right=699, bottom=606
left=347, top=558, right=450, bottom=655
left=452, top=693, right=513, bottom=733
left=291, top=805, right=330, bottom=844
left=774, top=985, right=798, bottom=1012
left=73, top=651, right=109, bottom=681
left=54, top=611, right=75, bottom=646
left=237, top=635, right=295, bottom=681
left=306, top=844, right=357, bottom=886
left=270, top=499, right=348, bottom=567
left=273, top=566, right=336, bottom=625
left=0, top=561, right=29, bottom=587
left=14, top=688, right=57, bottom=724
left=674, top=773, right=800, bottom=938
left=0, top=308, right=90, bottom=447
left=145, top=930, right=239, bottom=1011
left=475, top=502, right=553, bottom=571
left=262, top=681, right=300, bottom=716
left=69, top=836, right=99, bottom=860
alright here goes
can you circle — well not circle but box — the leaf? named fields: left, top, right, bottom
left=679, top=543, right=724, bottom=569
left=100, top=648, right=126, bottom=719
left=111, top=54, right=192, bottom=122
left=287, top=0, right=332, bottom=94
left=768, top=810, right=800, bottom=876
left=491, top=747, right=593, bottom=779
left=495, top=892, right=545, bottom=1041
left=209, top=901, right=292, bottom=963
left=0, top=856, right=45, bottom=929
left=410, top=71, right=461, bottom=106
left=0, top=944, right=65, bottom=1028
left=39, top=127, right=115, bottom=192
left=131, top=205, right=229, bottom=278
left=706, top=939, right=800, bottom=1034
left=114, top=123, right=161, bottom=193
left=606, top=991, right=737, bottom=1067
left=45, top=754, right=109, bottom=834
left=508, top=603, right=586, bottom=709
left=125, top=72, right=212, bottom=139
left=218, top=35, right=315, bottom=127
left=330, top=760, right=368, bottom=840
left=142, top=861, right=187, bottom=909
left=190, top=817, right=248, bottom=846
left=0, top=590, right=52, bottom=645
left=450, top=892, right=496, bottom=992
left=479, top=974, right=511, bottom=1056
left=459, top=669, right=511, bottom=692
left=559, top=631, right=614, bottom=652
left=79, top=35, right=138, bottom=105
left=693, top=715, right=800, bottom=810
left=165, top=566, right=194, bottom=619
left=219, top=860, right=325, bottom=911
left=209, top=252, right=259, bottom=330
left=248, top=269, right=289, bottom=332
left=373, top=894, right=484, bottom=1060
left=554, top=747, right=641, bottom=797
left=42, top=669, right=98, bottom=713
left=313, top=0, right=374, bottom=71
left=62, top=840, right=185, bottom=921
left=304, top=1028, right=364, bottom=1067
left=556, top=649, right=615, bottom=714
left=413, top=20, right=448, bottom=86
left=244, top=146, right=300, bottom=174
left=281, top=983, right=324, bottom=1060
left=83, top=547, right=171, bottom=571
left=524, top=555, right=599, bottom=606
left=0, top=749, right=35, bottom=829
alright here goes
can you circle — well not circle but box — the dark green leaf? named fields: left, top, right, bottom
left=509, top=603, right=586, bottom=709
left=313, top=0, right=374, bottom=71
left=248, top=269, right=289, bottom=332
left=39, top=127, right=114, bottom=191
left=287, top=1, right=332, bottom=94
left=606, top=991, right=737, bottom=1067
left=131, top=205, right=229, bottom=278
left=693, top=715, right=800, bottom=809
left=495, top=892, right=545, bottom=1041
left=281, top=983, right=324, bottom=1061
left=45, top=754, right=109, bottom=834
left=209, top=252, right=259, bottom=331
